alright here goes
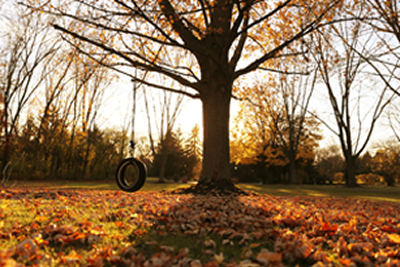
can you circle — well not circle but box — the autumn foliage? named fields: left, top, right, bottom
left=1, top=188, right=400, bottom=266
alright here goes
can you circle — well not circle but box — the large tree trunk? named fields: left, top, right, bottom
left=195, top=85, right=237, bottom=193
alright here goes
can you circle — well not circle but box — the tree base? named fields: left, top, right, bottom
left=171, top=179, right=250, bottom=196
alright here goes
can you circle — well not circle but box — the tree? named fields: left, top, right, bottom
left=310, top=10, right=395, bottom=187
left=230, top=94, right=287, bottom=183
left=369, top=142, right=400, bottom=186
left=151, top=128, right=201, bottom=181
left=315, top=145, right=345, bottom=184
left=24, top=0, right=342, bottom=193
left=183, top=124, right=202, bottom=181
left=388, top=102, right=400, bottom=143
left=359, top=0, right=400, bottom=141
left=0, top=4, right=59, bottom=172
left=231, top=82, right=321, bottom=184
left=237, top=70, right=319, bottom=184
left=363, top=0, right=400, bottom=50
left=143, top=88, right=184, bottom=182
left=73, top=53, right=114, bottom=179
left=342, top=0, right=400, bottom=105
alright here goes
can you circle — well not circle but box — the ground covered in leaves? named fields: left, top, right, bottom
left=0, top=189, right=400, bottom=267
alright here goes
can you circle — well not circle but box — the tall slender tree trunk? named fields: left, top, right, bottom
left=158, top=151, right=167, bottom=183
left=1, top=135, right=11, bottom=174
left=288, top=152, right=298, bottom=184
left=1, top=109, right=11, bottom=173
left=81, top=142, right=91, bottom=180
left=346, top=154, right=357, bottom=187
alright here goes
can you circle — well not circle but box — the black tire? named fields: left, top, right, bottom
left=116, top=158, right=147, bottom=192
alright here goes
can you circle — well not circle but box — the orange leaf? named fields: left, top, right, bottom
left=256, top=249, right=282, bottom=264
left=115, top=221, right=124, bottom=228
left=204, top=260, right=219, bottom=267
left=339, top=258, right=352, bottom=266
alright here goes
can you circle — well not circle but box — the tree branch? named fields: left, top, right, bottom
left=53, top=24, right=198, bottom=91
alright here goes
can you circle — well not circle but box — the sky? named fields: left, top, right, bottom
left=96, top=69, right=398, bottom=155
left=97, top=77, right=204, bottom=137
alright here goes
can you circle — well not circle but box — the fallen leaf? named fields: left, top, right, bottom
left=204, top=239, right=217, bottom=249
left=214, top=252, right=224, bottom=263
left=388, top=233, right=400, bottom=244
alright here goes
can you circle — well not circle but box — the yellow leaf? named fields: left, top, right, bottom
left=214, top=252, right=224, bottom=263
left=250, top=243, right=260, bottom=248
left=388, top=234, right=400, bottom=244
left=34, top=215, right=48, bottom=223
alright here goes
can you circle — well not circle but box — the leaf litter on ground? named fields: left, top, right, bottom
left=0, top=188, right=400, bottom=266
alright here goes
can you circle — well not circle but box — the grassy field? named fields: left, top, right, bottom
left=1, top=179, right=400, bottom=266
left=13, top=178, right=400, bottom=204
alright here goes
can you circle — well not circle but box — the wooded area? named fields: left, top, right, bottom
left=1, top=0, right=400, bottom=188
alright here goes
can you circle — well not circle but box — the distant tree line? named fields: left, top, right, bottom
left=315, top=143, right=400, bottom=186
left=232, top=141, right=400, bottom=186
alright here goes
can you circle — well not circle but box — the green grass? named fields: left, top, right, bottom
left=14, top=177, right=191, bottom=191
left=14, top=179, right=400, bottom=204
left=238, top=184, right=400, bottom=203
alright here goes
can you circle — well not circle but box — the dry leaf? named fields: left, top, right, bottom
left=214, top=252, right=224, bottom=263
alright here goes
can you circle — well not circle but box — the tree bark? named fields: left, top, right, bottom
left=288, top=151, right=298, bottom=184
left=196, top=82, right=236, bottom=192
left=346, top=154, right=357, bottom=187
left=158, top=149, right=167, bottom=183
left=1, top=134, right=11, bottom=174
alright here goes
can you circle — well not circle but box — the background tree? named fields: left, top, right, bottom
left=368, top=141, right=400, bottom=186
left=27, top=38, right=115, bottom=180
left=24, top=0, right=342, bottom=193
left=314, top=145, right=345, bottom=184
left=0, top=3, right=125, bottom=183
left=231, top=81, right=321, bottom=184
left=245, top=70, right=318, bottom=184
left=0, top=4, right=59, bottom=172
left=72, top=52, right=113, bottom=179
left=143, top=88, right=184, bottom=182
left=150, top=127, right=201, bottom=182
left=310, top=10, right=395, bottom=187
left=388, top=103, right=400, bottom=143
left=360, top=0, right=400, bottom=143
left=367, top=0, right=400, bottom=43
left=363, top=0, right=400, bottom=59
left=183, top=124, right=203, bottom=181
left=230, top=95, right=287, bottom=184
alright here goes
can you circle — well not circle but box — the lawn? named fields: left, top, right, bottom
left=1, top=181, right=399, bottom=266
left=13, top=178, right=400, bottom=204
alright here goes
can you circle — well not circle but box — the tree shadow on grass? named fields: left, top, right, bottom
left=130, top=190, right=311, bottom=266
left=130, top=189, right=400, bottom=266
